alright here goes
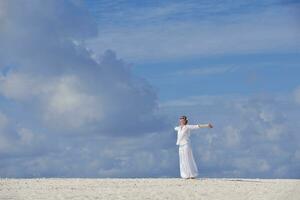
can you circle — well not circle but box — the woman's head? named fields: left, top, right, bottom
left=179, top=115, right=188, bottom=125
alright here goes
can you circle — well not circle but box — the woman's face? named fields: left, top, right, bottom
left=179, top=118, right=186, bottom=126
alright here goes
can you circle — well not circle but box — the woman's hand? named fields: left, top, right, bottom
left=208, top=123, right=213, bottom=128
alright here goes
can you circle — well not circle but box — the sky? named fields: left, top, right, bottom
left=0, top=0, right=299, bottom=178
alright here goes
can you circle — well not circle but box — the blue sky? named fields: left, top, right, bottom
left=85, top=0, right=300, bottom=99
left=0, top=0, right=299, bottom=178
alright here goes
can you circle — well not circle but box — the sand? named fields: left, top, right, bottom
left=0, top=178, right=299, bottom=200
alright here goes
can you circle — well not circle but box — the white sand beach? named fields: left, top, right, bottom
left=0, top=178, right=299, bottom=200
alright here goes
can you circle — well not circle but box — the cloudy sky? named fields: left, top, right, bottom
left=0, top=0, right=299, bottom=178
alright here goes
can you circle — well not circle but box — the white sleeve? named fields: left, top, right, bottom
left=187, top=124, right=210, bottom=130
left=198, top=124, right=210, bottom=128
left=186, top=125, right=200, bottom=130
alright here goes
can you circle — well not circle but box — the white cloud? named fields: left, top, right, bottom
left=173, top=66, right=239, bottom=76
left=274, top=165, right=289, bottom=177
left=259, top=110, right=275, bottom=122
left=0, top=72, right=44, bottom=101
left=264, top=124, right=284, bottom=141
left=258, top=160, right=271, bottom=172
left=42, top=75, right=103, bottom=129
left=223, top=125, right=240, bottom=147
left=0, top=134, right=10, bottom=154
left=160, top=89, right=300, bottom=178
left=0, top=112, right=12, bottom=154
left=0, top=0, right=163, bottom=135
left=294, top=150, right=300, bottom=162
left=0, top=0, right=172, bottom=178
left=86, top=2, right=300, bottom=62
left=0, top=111, right=46, bottom=157
left=294, top=86, right=300, bottom=104
left=0, top=112, right=8, bottom=129
left=234, top=158, right=270, bottom=173
left=0, top=72, right=103, bottom=130
left=159, top=94, right=242, bottom=107
left=16, top=127, right=46, bottom=147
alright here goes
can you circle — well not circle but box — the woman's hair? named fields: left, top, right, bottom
left=180, top=115, right=188, bottom=125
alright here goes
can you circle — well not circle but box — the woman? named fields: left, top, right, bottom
left=174, top=115, right=213, bottom=179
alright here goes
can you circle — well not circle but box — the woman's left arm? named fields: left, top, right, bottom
left=187, top=123, right=213, bottom=130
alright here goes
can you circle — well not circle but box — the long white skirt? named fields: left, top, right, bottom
left=178, top=142, right=198, bottom=178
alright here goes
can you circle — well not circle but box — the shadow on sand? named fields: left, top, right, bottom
left=194, top=178, right=264, bottom=183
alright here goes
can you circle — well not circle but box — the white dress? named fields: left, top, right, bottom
left=174, top=124, right=210, bottom=178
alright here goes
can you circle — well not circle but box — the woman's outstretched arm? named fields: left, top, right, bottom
left=186, top=123, right=213, bottom=130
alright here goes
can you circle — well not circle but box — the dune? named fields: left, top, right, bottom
left=0, top=178, right=299, bottom=200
